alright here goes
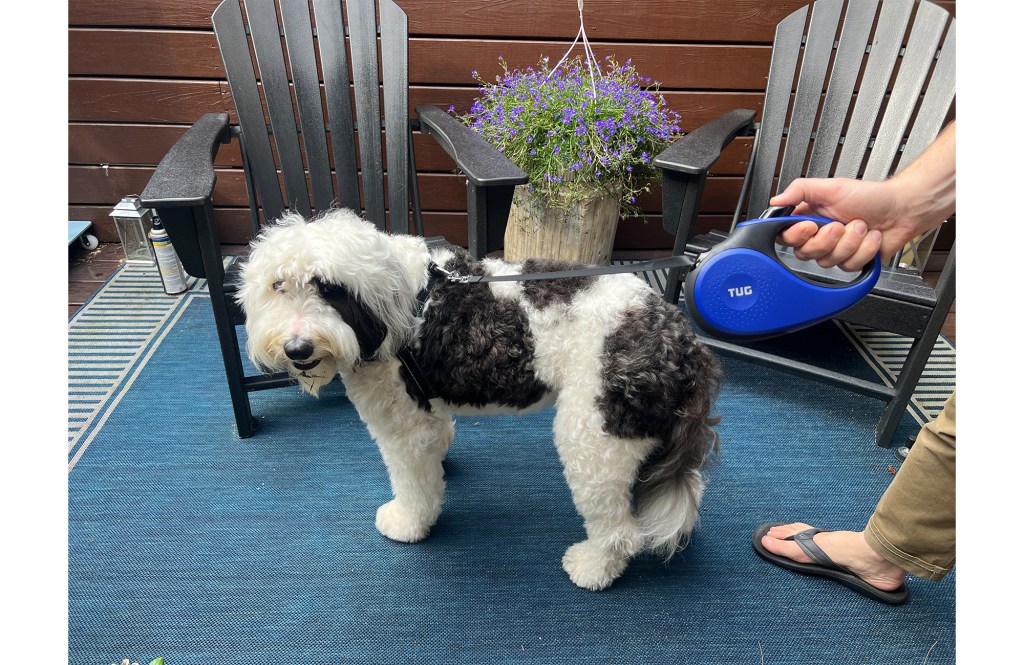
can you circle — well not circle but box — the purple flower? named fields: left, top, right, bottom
left=458, top=54, right=678, bottom=212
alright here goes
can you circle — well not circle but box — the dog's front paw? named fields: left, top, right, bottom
left=562, top=540, right=628, bottom=591
left=375, top=500, right=432, bottom=543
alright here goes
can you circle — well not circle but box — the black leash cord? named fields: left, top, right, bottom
left=441, top=255, right=696, bottom=284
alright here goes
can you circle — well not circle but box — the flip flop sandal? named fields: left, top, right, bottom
left=752, top=523, right=908, bottom=605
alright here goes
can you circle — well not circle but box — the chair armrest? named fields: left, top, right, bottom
left=415, top=104, right=528, bottom=187
left=653, top=109, right=756, bottom=175
left=141, top=113, right=231, bottom=208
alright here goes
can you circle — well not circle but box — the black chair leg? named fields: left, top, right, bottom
left=214, top=307, right=256, bottom=436
left=874, top=325, right=944, bottom=448
left=874, top=350, right=921, bottom=448
left=662, top=213, right=693, bottom=305
left=875, top=245, right=956, bottom=448
left=208, top=288, right=256, bottom=438
left=195, top=203, right=256, bottom=438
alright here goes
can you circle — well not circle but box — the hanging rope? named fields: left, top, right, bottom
left=546, top=0, right=602, bottom=98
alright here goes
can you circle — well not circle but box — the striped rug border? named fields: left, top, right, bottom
left=67, top=261, right=224, bottom=472
left=838, top=322, right=956, bottom=425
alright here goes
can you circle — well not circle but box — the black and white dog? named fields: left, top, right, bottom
left=237, top=208, right=722, bottom=590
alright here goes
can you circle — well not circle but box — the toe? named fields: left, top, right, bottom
left=764, top=522, right=815, bottom=539
left=760, top=522, right=817, bottom=565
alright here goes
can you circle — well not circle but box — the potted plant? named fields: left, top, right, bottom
left=458, top=55, right=680, bottom=264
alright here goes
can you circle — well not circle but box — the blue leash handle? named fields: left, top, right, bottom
left=684, top=213, right=882, bottom=341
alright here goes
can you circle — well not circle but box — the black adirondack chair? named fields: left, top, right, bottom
left=140, top=0, right=527, bottom=437
left=652, top=0, right=955, bottom=447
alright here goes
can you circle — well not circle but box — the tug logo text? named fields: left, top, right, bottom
left=727, top=285, right=754, bottom=298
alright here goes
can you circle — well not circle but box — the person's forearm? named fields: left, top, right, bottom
left=888, top=121, right=956, bottom=234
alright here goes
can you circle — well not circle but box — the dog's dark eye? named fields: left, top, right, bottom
left=272, top=280, right=285, bottom=292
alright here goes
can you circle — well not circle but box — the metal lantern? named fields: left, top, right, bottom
left=109, top=196, right=156, bottom=264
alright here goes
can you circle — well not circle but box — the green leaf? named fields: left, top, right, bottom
left=148, top=659, right=165, bottom=665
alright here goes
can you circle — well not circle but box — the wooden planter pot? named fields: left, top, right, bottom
left=503, top=187, right=621, bottom=265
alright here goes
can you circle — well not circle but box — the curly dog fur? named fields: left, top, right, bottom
left=237, top=208, right=722, bottom=590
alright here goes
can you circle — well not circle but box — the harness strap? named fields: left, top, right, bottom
left=396, top=346, right=436, bottom=410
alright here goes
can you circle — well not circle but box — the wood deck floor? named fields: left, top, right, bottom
left=68, top=242, right=956, bottom=345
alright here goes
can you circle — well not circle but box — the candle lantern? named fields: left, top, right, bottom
left=109, top=196, right=156, bottom=264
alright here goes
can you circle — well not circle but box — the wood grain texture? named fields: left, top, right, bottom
left=67, top=0, right=956, bottom=256
left=69, top=29, right=773, bottom=90
left=69, top=123, right=754, bottom=174
left=69, top=78, right=765, bottom=130
left=67, top=0, right=954, bottom=30
left=68, top=165, right=747, bottom=215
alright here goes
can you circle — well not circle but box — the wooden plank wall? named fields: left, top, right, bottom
left=68, top=0, right=956, bottom=252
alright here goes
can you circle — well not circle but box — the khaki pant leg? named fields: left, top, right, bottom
left=864, top=391, right=956, bottom=581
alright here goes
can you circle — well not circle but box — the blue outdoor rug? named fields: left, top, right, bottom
left=68, top=263, right=956, bottom=665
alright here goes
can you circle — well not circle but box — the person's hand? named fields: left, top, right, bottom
left=777, top=217, right=882, bottom=272
left=770, top=122, right=954, bottom=272
left=770, top=177, right=916, bottom=271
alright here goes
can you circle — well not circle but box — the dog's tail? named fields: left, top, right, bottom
left=634, top=342, right=722, bottom=560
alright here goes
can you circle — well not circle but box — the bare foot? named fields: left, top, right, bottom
left=760, top=522, right=906, bottom=592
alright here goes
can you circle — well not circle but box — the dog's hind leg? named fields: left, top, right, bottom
left=552, top=401, right=656, bottom=591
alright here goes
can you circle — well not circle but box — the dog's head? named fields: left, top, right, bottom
left=236, top=209, right=427, bottom=395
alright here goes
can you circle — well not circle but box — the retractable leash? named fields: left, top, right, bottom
left=435, top=206, right=881, bottom=342
left=683, top=206, right=882, bottom=341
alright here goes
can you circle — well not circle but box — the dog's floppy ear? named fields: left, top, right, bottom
left=312, top=277, right=388, bottom=360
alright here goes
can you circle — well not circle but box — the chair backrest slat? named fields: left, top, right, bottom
left=832, top=0, right=915, bottom=178
left=804, top=0, right=879, bottom=177
left=898, top=20, right=955, bottom=171
left=281, top=1, right=335, bottom=213
left=245, top=0, right=312, bottom=217
left=212, top=0, right=286, bottom=221
left=777, top=0, right=843, bottom=190
left=861, top=1, right=948, bottom=180
left=746, top=5, right=808, bottom=220
left=313, top=0, right=361, bottom=212
left=381, top=0, right=410, bottom=234
left=212, top=0, right=415, bottom=232
left=735, top=0, right=954, bottom=274
left=347, top=0, right=387, bottom=230
left=742, top=0, right=953, bottom=224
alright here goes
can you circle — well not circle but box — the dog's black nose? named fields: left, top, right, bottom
left=284, top=337, right=315, bottom=361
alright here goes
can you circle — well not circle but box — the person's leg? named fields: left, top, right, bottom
left=757, top=391, right=956, bottom=589
left=865, top=391, right=956, bottom=580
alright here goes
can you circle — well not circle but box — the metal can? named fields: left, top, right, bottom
left=147, top=215, right=189, bottom=295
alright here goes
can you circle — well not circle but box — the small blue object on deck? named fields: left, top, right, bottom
left=69, top=220, right=99, bottom=250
